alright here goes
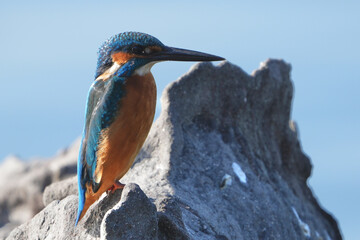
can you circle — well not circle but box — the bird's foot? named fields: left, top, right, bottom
left=106, top=181, right=125, bottom=194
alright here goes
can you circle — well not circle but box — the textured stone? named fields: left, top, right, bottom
left=100, top=183, right=158, bottom=240
left=0, top=140, right=79, bottom=239
left=43, top=176, right=78, bottom=206
left=157, top=197, right=190, bottom=240
left=122, top=60, right=342, bottom=240
left=3, top=60, right=342, bottom=240
left=6, top=184, right=157, bottom=240
left=6, top=196, right=79, bottom=240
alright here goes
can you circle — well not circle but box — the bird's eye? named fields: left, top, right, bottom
left=131, top=45, right=145, bottom=54
left=144, top=47, right=152, bottom=54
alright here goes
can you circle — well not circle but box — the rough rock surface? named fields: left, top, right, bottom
left=43, top=176, right=77, bottom=206
left=100, top=183, right=158, bottom=240
left=0, top=140, right=79, bottom=239
left=2, top=60, right=342, bottom=239
left=7, top=184, right=155, bottom=240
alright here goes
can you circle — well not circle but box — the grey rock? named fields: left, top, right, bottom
left=82, top=186, right=123, bottom=238
left=0, top=139, right=80, bottom=239
left=101, top=183, right=158, bottom=240
left=157, top=197, right=190, bottom=240
left=123, top=60, right=342, bottom=240
left=6, top=196, right=79, bottom=240
left=4, top=60, right=342, bottom=240
left=6, top=184, right=155, bottom=240
left=0, top=223, right=19, bottom=240
left=43, top=176, right=78, bottom=206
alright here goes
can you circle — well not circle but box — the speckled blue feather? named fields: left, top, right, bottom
left=95, top=32, right=164, bottom=79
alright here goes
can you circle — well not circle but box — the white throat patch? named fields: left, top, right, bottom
left=134, top=62, right=158, bottom=76
left=108, top=62, right=121, bottom=74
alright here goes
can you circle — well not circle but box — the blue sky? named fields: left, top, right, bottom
left=1, top=1, right=359, bottom=239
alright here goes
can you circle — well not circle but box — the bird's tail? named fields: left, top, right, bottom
left=75, top=184, right=86, bottom=226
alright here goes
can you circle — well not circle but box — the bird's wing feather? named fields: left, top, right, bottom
left=78, top=80, right=106, bottom=193
left=76, top=79, right=106, bottom=225
left=76, top=75, right=125, bottom=226
left=77, top=77, right=125, bottom=194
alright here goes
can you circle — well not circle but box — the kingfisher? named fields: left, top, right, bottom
left=76, top=32, right=224, bottom=225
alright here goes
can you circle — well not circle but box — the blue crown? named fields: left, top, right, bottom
left=95, top=32, right=164, bottom=79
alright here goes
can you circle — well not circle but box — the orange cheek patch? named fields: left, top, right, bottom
left=112, top=52, right=136, bottom=64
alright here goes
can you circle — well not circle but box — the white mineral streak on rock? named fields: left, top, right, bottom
left=292, top=207, right=311, bottom=238
left=232, top=162, right=247, bottom=184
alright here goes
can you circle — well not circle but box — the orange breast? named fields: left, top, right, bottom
left=84, top=73, right=156, bottom=201
left=79, top=73, right=156, bottom=221
left=97, top=72, right=156, bottom=184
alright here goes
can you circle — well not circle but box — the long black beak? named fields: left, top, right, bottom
left=151, top=46, right=225, bottom=62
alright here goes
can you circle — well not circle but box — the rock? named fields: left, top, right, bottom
left=0, top=223, right=18, bottom=240
left=0, top=156, right=25, bottom=178
left=6, top=184, right=155, bottom=240
left=43, top=176, right=78, bottom=206
left=0, top=139, right=80, bottom=239
left=101, top=183, right=158, bottom=240
left=157, top=197, right=190, bottom=240
left=6, top=196, right=79, bottom=240
left=82, top=186, right=124, bottom=238
left=4, top=60, right=342, bottom=240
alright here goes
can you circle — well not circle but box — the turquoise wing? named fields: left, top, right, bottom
left=76, top=77, right=125, bottom=225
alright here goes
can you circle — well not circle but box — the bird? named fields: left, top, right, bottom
left=76, top=32, right=224, bottom=225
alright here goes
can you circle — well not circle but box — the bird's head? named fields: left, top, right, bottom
left=95, top=32, right=224, bottom=80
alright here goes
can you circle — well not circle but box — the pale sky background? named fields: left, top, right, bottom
left=0, top=1, right=359, bottom=239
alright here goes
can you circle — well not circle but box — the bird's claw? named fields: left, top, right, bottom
left=106, top=182, right=125, bottom=194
